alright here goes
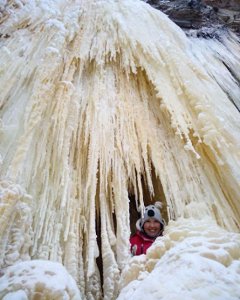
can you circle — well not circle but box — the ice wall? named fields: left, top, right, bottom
left=0, top=0, right=239, bottom=299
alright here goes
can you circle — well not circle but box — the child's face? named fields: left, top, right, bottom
left=143, top=218, right=161, bottom=238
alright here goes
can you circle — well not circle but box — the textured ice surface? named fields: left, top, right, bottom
left=0, top=0, right=239, bottom=298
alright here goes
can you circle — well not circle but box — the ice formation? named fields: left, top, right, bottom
left=118, top=219, right=240, bottom=300
left=0, top=260, right=81, bottom=299
left=0, top=0, right=239, bottom=299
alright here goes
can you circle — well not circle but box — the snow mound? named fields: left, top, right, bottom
left=0, top=260, right=81, bottom=300
left=118, top=219, right=240, bottom=300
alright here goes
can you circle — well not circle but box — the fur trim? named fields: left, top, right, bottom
left=136, top=218, right=142, bottom=231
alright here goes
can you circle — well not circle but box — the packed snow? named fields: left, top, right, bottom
left=0, top=260, right=81, bottom=299
left=118, top=219, right=240, bottom=300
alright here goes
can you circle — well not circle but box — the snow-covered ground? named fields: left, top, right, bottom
left=118, top=219, right=240, bottom=300
left=0, top=260, right=81, bottom=299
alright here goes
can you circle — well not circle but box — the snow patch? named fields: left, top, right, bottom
left=0, top=260, right=81, bottom=300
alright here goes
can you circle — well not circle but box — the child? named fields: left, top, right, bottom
left=130, top=202, right=164, bottom=256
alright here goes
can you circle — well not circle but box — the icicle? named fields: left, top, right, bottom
left=0, top=180, right=33, bottom=267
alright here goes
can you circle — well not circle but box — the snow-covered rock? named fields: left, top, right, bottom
left=0, top=260, right=81, bottom=300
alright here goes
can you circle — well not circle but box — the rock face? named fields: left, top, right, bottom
left=204, top=0, right=240, bottom=34
left=145, top=0, right=240, bottom=36
left=204, top=0, right=240, bottom=10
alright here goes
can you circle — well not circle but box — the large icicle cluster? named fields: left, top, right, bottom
left=0, top=0, right=240, bottom=299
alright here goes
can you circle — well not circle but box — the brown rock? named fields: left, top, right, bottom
left=145, top=0, right=240, bottom=36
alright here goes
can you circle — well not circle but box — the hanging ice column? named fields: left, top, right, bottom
left=0, top=0, right=240, bottom=299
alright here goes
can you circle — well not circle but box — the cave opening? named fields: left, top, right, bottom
left=95, top=165, right=169, bottom=296
left=128, top=166, right=169, bottom=237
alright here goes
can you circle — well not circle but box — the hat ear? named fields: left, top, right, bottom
left=154, top=201, right=163, bottom=209
left=136, top=218, right=143, bottom=231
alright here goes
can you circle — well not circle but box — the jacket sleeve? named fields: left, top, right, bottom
left=130, top=234, right=138, bottom=256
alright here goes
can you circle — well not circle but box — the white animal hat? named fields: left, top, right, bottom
left=136, top=201, right=165, bottom=231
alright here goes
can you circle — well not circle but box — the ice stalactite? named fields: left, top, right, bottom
left=0, top=0, right=240, bottom=299
left=0, top=180, right=33, bottom=268
left=189, top=31, right=240, bottom=112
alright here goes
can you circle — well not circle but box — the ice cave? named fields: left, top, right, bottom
left=0, top=0, right=240, bottom=299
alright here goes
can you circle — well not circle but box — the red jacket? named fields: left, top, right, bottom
left=130, top=230, right=156, bottom=256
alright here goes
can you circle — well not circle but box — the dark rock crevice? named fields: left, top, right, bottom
left=144, top=0, right=240, bottom=36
